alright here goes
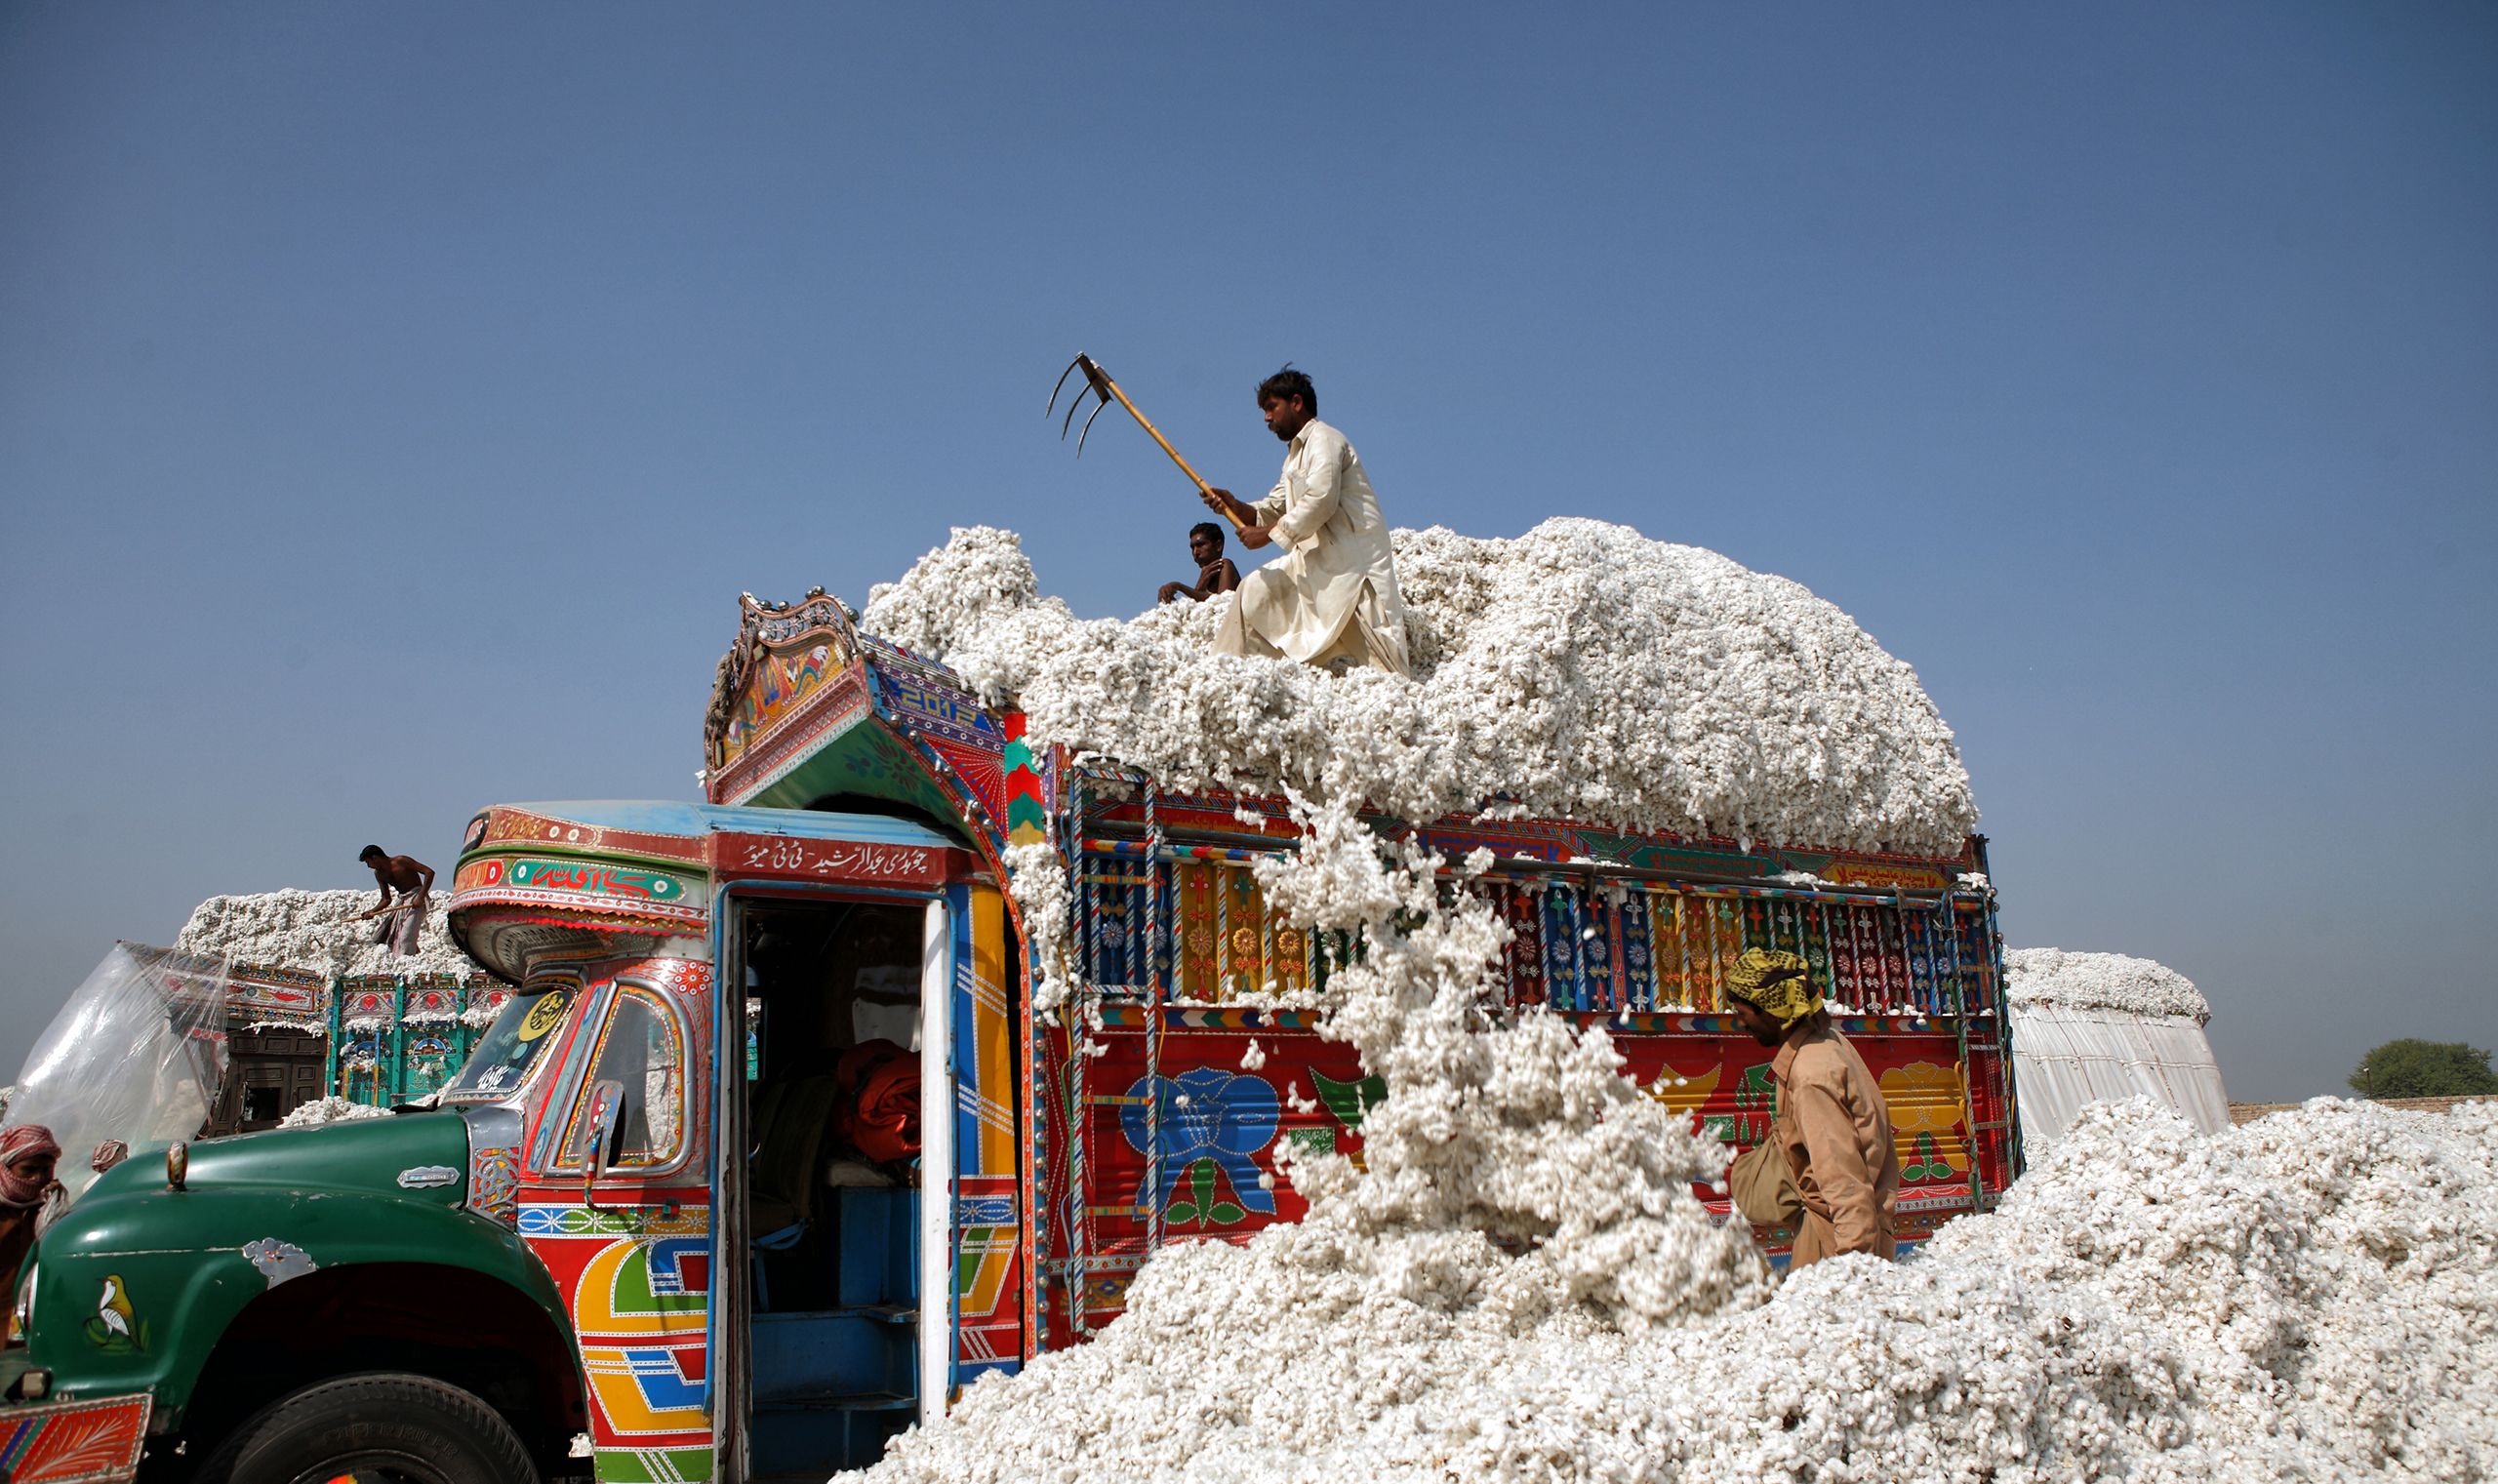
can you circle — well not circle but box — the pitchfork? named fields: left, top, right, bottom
left=1047, top=353, right=1247, bottom=533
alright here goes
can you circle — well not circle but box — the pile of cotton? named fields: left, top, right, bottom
left=175, top=889, right=481, bottom=981
left=863, top=520, right=1975, bottom=856
left=2006, top=946, right=2210, bottom=1023
left=864, top=1095, right=2496, bottom=1483
left=273, top=1096, right=392, bottom=1129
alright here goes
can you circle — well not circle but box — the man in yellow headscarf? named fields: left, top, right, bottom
left=1723, top=948, right=1902, bottom=1270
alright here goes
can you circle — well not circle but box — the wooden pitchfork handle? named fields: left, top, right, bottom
left=1056, top=354, right=1250, bottom=534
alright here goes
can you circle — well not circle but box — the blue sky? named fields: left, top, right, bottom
left=1, top=3, right=2490, bottom=1099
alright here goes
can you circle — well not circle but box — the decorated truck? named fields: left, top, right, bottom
left=0, top=590, right=2015, bottom=1484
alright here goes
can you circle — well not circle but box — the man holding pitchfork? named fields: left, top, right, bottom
left=1197, top=367, right=1412, bottom=678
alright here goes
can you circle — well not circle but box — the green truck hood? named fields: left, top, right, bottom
left=19, top=1108, right=572, bottom=1423
left=162, top=1109, right=473, bottom=1203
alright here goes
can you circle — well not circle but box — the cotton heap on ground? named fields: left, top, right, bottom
left=867, top=1097, right=2494, bottom=1483
left=852, top=522, right=2495, bottom=1481
left=175, top=889, right=481, bottom=982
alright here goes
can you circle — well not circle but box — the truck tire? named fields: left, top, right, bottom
left=193, top=1371, right=541, bottom=1484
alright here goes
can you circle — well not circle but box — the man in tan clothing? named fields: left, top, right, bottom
left=1724, top=948, right=1902, bottom=1270
left=1198, top=367, right=1412, bottom=677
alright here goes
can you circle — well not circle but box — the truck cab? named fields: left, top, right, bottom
left=2, top=796, right=1018, bottom=1483
left=443, top=797, right=1018, bottom=1481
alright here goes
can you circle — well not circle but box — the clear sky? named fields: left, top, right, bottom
left=1, top=3, right=2490, bottom=1101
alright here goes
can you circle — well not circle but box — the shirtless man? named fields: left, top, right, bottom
left=1199, top=367, right=1411, bottom=676
left=356, top=844, right=435, bottom=957
left=1157, top=521, right=1243, bottom=605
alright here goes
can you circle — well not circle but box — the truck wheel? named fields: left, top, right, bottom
left=193, top=1371, right=541, bottom=1484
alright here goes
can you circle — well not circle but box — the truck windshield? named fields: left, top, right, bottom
left=442, top=986, right=573, bottom=1102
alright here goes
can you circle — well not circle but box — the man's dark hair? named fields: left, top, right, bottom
left=1189, top=521, right=1225, bottom=547
left=1256, top=365, right=1315, bottom=414
left=359, top=845, right=386, bottom=862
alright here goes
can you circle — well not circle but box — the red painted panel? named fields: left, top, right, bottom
left=0, top=1393, right=151, bottom=1484
left=1040, top=1020, right=2014, bottom=1340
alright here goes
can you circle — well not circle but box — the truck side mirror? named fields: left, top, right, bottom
left=577, top=1079, right=624, bottom=1206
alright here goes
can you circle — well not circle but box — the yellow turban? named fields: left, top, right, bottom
left=1722, top=948, right=1822, bottom=1028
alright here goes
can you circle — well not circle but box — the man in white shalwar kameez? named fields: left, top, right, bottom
left=1200, top=368, right=1411, bottom=677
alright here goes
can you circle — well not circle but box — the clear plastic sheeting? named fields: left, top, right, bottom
left=2010, top=1001, right=2231, bottom=1149
left=8, top=943, right=235, bottom=1200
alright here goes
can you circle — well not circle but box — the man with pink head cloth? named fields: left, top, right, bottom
left=0, top=1126, right=64, bottom=1286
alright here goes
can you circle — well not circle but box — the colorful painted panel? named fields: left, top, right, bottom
left=473, top=807, right=711, bottom=866
left=917, top=733, right=1007, bottom=837
left=1062, top=837, right=1994, bottom=1025
left=0, top=1393, right=151, bottom=1484
left=1041, top=1022, right=1373, bottom=1335
left=745, top=710, right=966, bottom=822
left=711, top=669, right=874, bottom=807
left=1607, top=1028, right=2007, bottom=1232
left=1167, top=862, right=1311, bottom=1001
left=952, top=885, right=1021, bottom=1381
left=1003, top=712, right=1047, bottom=848
left=452, top=857, right=708, bottom=938
left=721, top=641, right=844, bottom=772
left=877, top=668, right=1001, bottom=750
left=402, top=984, right=463, bottom=1026
left=1081, top=777, right=1981, bottom=883
left=226, top=965, right=329, bottom=1032
left=1040, top=1014, right=2013, bottom=1335
left=705, top=593, right=858, bottom=781
left=518, top=1191, right=713, bottom=1483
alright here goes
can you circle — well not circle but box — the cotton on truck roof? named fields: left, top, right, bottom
left=863, top=518, right=1977, bottom=856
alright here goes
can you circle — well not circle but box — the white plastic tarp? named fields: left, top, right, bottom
left=2010, top=1002, right=2231, bottom=1151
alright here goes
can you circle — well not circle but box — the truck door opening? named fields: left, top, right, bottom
left=737, top=898, right=930, bottom=1476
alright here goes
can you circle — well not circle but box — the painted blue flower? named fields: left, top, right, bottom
left=1120, top=1066, right=1279, bottom=1217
